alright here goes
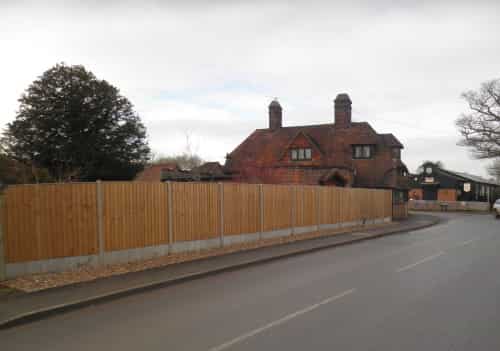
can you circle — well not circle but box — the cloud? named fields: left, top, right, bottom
left=1, top=0, right=499, bottom=175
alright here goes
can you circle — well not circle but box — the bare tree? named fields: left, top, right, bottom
left=151, top=153, right=203, bottom=170
left=150, top=131, right=203, bottom=170
left=416, top=160, right=444, bottom=173
left=487, top=158, right=500, bottom=182
left=456, top=79, right=500, bottom=159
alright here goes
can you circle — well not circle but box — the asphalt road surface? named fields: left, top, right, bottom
left=2, top=212, right=500, bottom=350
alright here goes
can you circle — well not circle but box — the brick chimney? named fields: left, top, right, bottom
left=268, top=99, right=282, bottom=130
left=334, top=93, right=352, bottom=128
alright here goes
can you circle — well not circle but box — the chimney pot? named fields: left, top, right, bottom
left=334, top=93, right=352, bottom=128
left=269, top=99, right=282, bottom=130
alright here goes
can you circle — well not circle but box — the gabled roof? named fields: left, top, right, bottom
left=278, top=131, right=325, bottom=160
left=226, top=122, right=400, bottom=170
left=379, top=133, right=403, bottom=148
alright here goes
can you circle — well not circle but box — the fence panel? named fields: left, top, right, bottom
left=1, top=182, right=396, bottom=267
left=223, top=183, right=260, bottom=235
left=4, top=184, right=98, bottom=263
left=102, top=182, right=168, bottom=251
left=262, top=184, right=293, bottom=231
left=171, top=182, right=220, bottom=242
left=318, top=187, right=340, bottom=224
left=293, top=185, right=317, bottom=227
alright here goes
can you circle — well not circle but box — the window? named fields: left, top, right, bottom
left=305, top=148, right=312, bottom=159
left=392, top=147, right=401, bottom=159
left=362, top=146, right=371, bottom=158
left=353, top=145, right=373, bottom=159
left=290, top=148, right=312, bottom=161
left=354, top=146, right=363, bottom=158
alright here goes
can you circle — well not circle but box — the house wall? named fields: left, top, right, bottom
left=352, top=144, right=399, bottom=188
left=231, top=131, right=406, bottom=190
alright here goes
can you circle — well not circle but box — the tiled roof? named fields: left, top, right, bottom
left=192, top=162, right=226, bottom=176
left=379, top=133, right=403, bottom=148
left=226, top=122, right=401, bottom=170
left=135, top=163, right=179, bottom=182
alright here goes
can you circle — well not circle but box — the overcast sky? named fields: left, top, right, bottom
left=1, top=0, right=499, bottom=176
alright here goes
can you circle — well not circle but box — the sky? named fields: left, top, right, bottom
left=1, top=0, right=499, bottom=176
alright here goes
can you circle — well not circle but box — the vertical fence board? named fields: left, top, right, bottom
left=294, top=185, right=317, bottom=227
left=4, top=184, right=98, bottom=263
left=262, top=184, right=293, bottom=231
left=223, top=183, right=260, bottom=236
left=102, top=182, right=168, bottom=251
left=2, top=182, right=396, bottom=264
left=171, top=183, right=220, bottom=242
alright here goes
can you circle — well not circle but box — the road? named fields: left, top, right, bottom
left=2, top=212, right=500, bottom=350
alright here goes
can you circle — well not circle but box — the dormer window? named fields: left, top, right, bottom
left=353, top=145, right=373, bottom=159
left=291, top=148, right=312, bottom=160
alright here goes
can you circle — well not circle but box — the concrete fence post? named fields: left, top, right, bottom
left=167, top=181, right=173, bottom=254
left=0, top=194, right=6, bottom=281
left=316, top=186, right=321, bottom=232
left=96, top=180, right=104, bottom=264
left=259, top=184, right=264, bottom=240
left=219, top=182, right=224, bottom=248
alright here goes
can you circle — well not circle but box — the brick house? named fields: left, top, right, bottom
left=225, top=94, right=409, bottom=200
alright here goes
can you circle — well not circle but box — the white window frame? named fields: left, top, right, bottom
left=353, top=145, right=373, bottom=159
left=290, top=148, right=312, bottom=161
left=304, top=148, right=312, bottom=159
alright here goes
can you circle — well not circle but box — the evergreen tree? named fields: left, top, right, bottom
left=4, top=63, right=150, bottom=181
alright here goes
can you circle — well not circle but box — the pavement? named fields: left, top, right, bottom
left=0, top=213, right=438, bottom=329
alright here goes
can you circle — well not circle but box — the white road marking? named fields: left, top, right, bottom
left=396, top=251, right=445, bottom=273
left=455, top=238, right=478, bottom=247
left=207, top=288, right=356, bottom=351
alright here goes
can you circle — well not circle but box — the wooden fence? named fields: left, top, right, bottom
left=392, top=203, right=408, bottom=219
left=1, top=182, right=394, bottom=264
